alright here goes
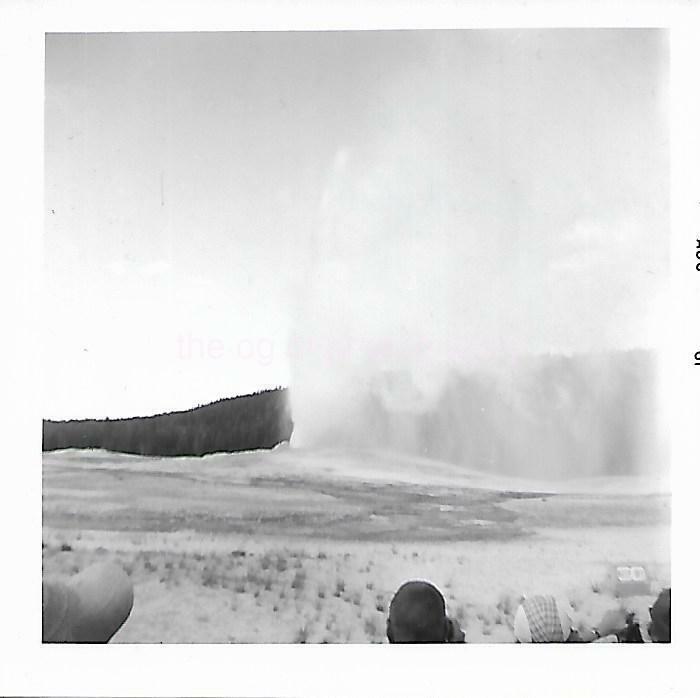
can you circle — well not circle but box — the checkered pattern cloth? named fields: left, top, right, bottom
left=522, top=595, right=565, bottom=642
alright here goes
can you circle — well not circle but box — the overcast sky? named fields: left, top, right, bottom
left=44, top=30, right=668, bottom=420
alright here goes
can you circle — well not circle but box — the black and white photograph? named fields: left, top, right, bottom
left=40, top=27, right=672, bottom=647
left=5, top=1, right=700, bottom=694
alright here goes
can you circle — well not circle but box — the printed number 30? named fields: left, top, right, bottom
left=617, top=566, right=647, bottom=582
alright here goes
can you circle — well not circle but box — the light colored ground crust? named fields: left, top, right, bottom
left=43, top=449, right=670, bottom=643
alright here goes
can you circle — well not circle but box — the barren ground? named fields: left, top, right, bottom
left=42, top=448, right=670, bottom=643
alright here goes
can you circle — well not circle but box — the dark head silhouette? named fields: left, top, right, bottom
left=43, top=562, right=133, bottom=643
left=648, top=588, right=670, bottom=643
left=386, top=580, right=449, bottom=643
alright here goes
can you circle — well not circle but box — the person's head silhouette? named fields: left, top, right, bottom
left=43, top=562, right=133, bottom=643
left=387, top=580, right=460, bottom=643
left=648, top=588, right=670, bottom=643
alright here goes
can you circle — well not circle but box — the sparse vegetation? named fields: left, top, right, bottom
left=495, top=593, right=515, bottom=618
left=454, top=605, right=467, bottom=624
left=42, top=438, right=669, bottom=643
left=294, top=624, right=310, bottom=643
left=364, top=617, right=377, bottom=636
left=291, top=570, right=306, bottom=591
left=201, top=567, right=218, bottom=587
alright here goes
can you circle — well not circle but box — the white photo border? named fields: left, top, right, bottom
left=1, top=1, right=698, bottom=696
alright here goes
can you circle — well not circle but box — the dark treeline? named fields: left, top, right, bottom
left=43, top=388, right=294, bottom=456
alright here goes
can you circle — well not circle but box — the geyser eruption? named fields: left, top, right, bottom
left=287, top=134, right=667, bottom=480
left=290, top=341, right=666, bottom=480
